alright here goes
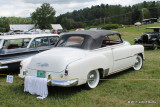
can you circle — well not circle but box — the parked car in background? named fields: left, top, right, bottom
left=19, top=30, right=144, bottom=89
left=24, top=29, right=40, bottom=34
left=0, top=34, right=59, bottom=73
left=134, top=27, right=160, bottom=50
left=0, top=32, right=3, bottom=35
left=89, top=28, right=102, bottom=30
left=76, top=28, right=85, bottom=31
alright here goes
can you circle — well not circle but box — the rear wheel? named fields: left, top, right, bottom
left=152, top=42, right=158, bottom=50
left=85, top=70, right=100, bottom=89
left=133, top=55, right=143, bottom=70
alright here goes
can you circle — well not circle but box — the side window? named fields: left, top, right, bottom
left=22, top=38, right=30, bottom=48
left=36, top=37, right=49, bottom=47
left=3, top=38, right=31, bottom=49
left=30, top=40, right=36, bottom=48
left=30, top=37, right=49, bottom=48
left=101, top=34, right=122, bottom=47
left=49, top=36, right=59, bottom=46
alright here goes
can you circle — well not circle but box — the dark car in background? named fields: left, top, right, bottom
left=134, top=27, right=160, bottom=50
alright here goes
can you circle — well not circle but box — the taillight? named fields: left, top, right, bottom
left=64, top=70, right=68, bottom=76
left=19, top=65, right=22, bottom=70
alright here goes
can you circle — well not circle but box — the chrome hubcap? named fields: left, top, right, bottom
left=88, top=71, right=98, bottom=87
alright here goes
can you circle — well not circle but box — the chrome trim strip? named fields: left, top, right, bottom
left=0, top=65, right=8, bottom=69
left=114, top=56, right=133, bottom=61
left=0, top=57, right=26, bottom=64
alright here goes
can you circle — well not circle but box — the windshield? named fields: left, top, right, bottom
left=56, top=36, right=85, bottom=48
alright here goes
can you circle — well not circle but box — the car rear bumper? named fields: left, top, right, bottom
left=48, top=79, right=78, bottom=87
left=18, top=74, right=78, bottom=87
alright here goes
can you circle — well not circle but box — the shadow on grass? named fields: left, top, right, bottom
left=48, top=85, right=86, bottom=98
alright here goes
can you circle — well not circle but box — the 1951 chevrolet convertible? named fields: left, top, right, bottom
left=19, top=30, right=144, bottom=89
left=0, top=34, right=59, bottom=73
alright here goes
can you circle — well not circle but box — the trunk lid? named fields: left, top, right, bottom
left=28, top=47, right=86, bottom=72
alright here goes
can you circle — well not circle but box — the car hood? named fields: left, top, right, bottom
left=28, top=47, right=87, bottom=72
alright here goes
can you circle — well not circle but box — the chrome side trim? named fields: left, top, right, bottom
left=0, top=65, right=8, bottom=69
left=0, top=57, right=25, bottom=64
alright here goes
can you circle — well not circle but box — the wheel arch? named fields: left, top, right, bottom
left=98, top=68, right=109, bottom=78
left=138, top=53, right=145, bottom=60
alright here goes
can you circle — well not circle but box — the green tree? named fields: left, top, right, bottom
left=31, top=3, right=56, bottom=29
left=142, top=8, right=151, bottom=19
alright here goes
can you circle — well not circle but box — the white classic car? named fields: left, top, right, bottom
left=19, top=30, right=144, bottom=89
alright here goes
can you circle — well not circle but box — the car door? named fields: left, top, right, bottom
left=92, top=46, right=113, bottom=74
left=108, top=34, right=135, bottom=72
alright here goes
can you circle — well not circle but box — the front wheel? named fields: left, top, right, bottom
left=85, top=70, right=100, bottom=89
left=133, top=55, right=143, bottom=70
left=152, top=42, right=158, bottom=50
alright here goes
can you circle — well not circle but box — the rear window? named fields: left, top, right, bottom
left=56, top=36, right=84, bottom=48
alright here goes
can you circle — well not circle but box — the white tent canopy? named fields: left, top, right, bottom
left=10, top=24, right=35, bottom=31
left=51, top=24, right=63, bottom=30
left=9, top=24, right=63, bottom=31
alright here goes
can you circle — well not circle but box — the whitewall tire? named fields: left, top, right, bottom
left=85, top=70, right=100, bottom=89
left=133, top=55, right=143, bottom=70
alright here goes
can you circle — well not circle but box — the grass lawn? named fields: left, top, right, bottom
left=0, top=23, right=160, bottom=107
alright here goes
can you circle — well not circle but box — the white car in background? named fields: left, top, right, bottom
left=0, top=34, right=59, bottom=73
left=19, top=30, right=144, bottom=89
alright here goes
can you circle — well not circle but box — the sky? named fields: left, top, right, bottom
left=0, top=0, right=158, bottom=17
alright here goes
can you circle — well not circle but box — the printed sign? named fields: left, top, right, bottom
left=6, top=75, right=14, bottom=83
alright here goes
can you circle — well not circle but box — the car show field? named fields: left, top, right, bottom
left=0, top=23, right=160, bottom=106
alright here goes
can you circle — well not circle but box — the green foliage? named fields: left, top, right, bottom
left=31, top=3, right=56, bottom=29
left=61, top=17, right=85, bottom=29
left=0, top=27, right=6, bottom=32
left=57, top=1, right=160, bottom=30
left=0, top=17, right=32, bottom=32
left=141, top=8, right=151, bottom=19
left=102, top=24, right=119, bottom=30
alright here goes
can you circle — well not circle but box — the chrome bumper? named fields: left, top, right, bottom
left=18, top=74, right=78, bottom=87
left=18, top=74, right=25, bottom=78
left=0, top=65, right=8, bottom=69
left=48, top=79, right=78, bottom=87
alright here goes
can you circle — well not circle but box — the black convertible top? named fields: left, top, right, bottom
left=64, top=30, right=118, bottom=39
left=57, top=30, right=120, bottom=50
